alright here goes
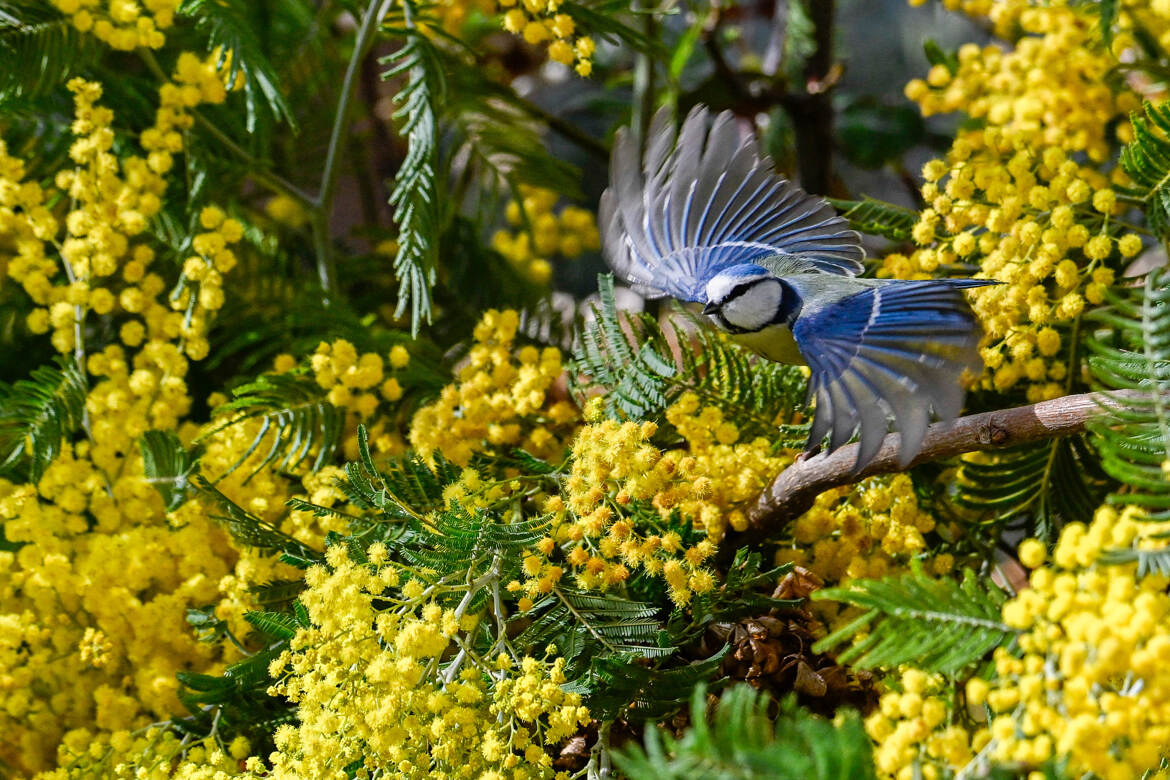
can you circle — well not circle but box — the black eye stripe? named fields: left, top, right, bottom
left=722, top=278, right=782, bottom=305
left=724, top=282, right=755, bottom=302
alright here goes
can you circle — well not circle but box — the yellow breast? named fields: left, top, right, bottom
left=728, top=323, right=806, bottom=365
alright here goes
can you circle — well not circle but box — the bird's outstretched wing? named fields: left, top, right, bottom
left=600, top=106, right=864, bottom=302
left=791, top=278, right=996, bottom=469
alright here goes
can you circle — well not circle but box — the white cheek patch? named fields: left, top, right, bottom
left=722, top=281, right=782, bottom=331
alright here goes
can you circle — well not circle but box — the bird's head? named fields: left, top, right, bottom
left=702, top=264, right=784, bottom=333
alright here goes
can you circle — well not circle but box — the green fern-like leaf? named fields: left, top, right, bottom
left=243, top=609, right=301, bottom=641
left=827, top=197, right=918, bottom=242
left=612, top=684, right=877, bottom=780
left=1120, top=102, right=1170, bottom=240
left=0, top=3, right=99, bottom=108
left=381, top=13, right=444, bottom=336
left=574, top=274, right=675, bottom=420
left=249, top=578, right=306, bottom=610
left=1098, top=0, right=1120, bottom=45
left=1084, top=268, right=1170, bottom=517
left=581, top=646, right=729, bottom=721
left=175, top=645, right=295, bottom=744
left=559, top=0, right=664, bottom=55
left=515, top=588, right=670, bottom=674
left=0, top=356, right=87, bottom=481
left=193, top=476, right=322, bottom=564
left=178, top=0, right=296, bottom=131
left=200, top=372, right=344, bottom=481
left=331, top=425, right=458, bottom=519
left=1099, top=545, right=1170, bottom=577
left=396, top=503, right=549, bottom=593
left=955, top=436, right=1109, bottom=540
left=139, top=430, right=202, bottom=511
left=573, top=274, right=807, bottom=442
left=812, top=566, right=1016, bottom=675
left=443, top=61, right=581, bottom=220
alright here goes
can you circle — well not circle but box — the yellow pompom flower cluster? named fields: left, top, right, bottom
left=976, top=505, right=1170, bottom=778
left=894, top=2, right=1155, bottom=401
left=51, top=0, right=176, bottom=50
left=311, top=339, right=395, bottom=418
left=174, top=206, right=244, bottom=360
left=14, top=78, right=166, bottom=356
left=258, top=546, right=589, bottom=779
left=0, top=452, right=235, bottom=774
left=41, top=727, right=250, bottom=780
left=491, top=186, right=601, bottom=284
left=542, top=393, right=789, bottom=605
left=410, top=310, right=577, bottom=466
left=11, top=56, right=234, bottom=362
left=776, top=473, right=952, bottom=587
left=498, top=1, right=595, bottom=76
left=865, top=668, right=981, bottom=780
left=263, top=194, right=310, bottom=229
left=0, top=61, right=285, bottom=775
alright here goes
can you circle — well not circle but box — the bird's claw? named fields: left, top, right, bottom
left=794, top=445, right=822, bottom=464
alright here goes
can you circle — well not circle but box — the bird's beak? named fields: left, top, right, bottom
left=702, top=301, right=718, bottom=315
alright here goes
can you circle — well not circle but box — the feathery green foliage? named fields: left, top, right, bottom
left=382, top=11, right=444, bottom=336
left=1085, top=267, right=1170, bottom=518
left=175, top=603, right=300, bottom=746
left=443, top=62, right=582, bottom=221
left=193, top=476, right=322, bottom=565
left=201, top=371, right=345, bottom=481
left=582, top=646, right=729, bottom=721
left=139, top=430, right=202, bottom=511
left=1099, top=545, right=1170, bottom=577
left=812, top=566, right=1015, bottom=675
left=516, top=588, right=671, bottom=676
left=574, top=274, right=677, bottom=420
left=956, top=436, right=1108, bottom=540
left=321, top=425, right=458, bottom=521
left=828, top=197, right=918, bottom=243
left=1120, top=101, right=1170, bottom=240
left=574, top=274, right=808, bottom=443
left=178, top=0, right=296, bottom=131
left=243, top=609, right=302, bottom=641
left=0, top=356, right=87, bottom=481
left=613, top=684, right=876, bottom=780
left=0, top=3, right=98, bottom=109
left=559, top=0, right=664, bottom=55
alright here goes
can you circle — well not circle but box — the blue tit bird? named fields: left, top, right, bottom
left=599, top=106, right=995, bottom=469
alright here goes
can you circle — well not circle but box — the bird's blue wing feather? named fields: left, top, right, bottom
left=792, top=279, right=994, bottom=469
left=601, top=106, right=864, bottom=302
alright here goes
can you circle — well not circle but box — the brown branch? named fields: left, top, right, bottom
left=722, top=390, right=1132, bottom=553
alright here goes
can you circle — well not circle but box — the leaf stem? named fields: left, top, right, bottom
left=57, top=240, right=114, bottom=496
left=630, top=0, right=657, bottom=153
left=191, top=110, right=316, bottom=206
left=313, top=0, right=397, bottom=299
left=552, top=586, right=617, bottom=653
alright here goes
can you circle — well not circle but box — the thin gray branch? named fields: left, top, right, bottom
left=725, top=390, right=1134, bottom=550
